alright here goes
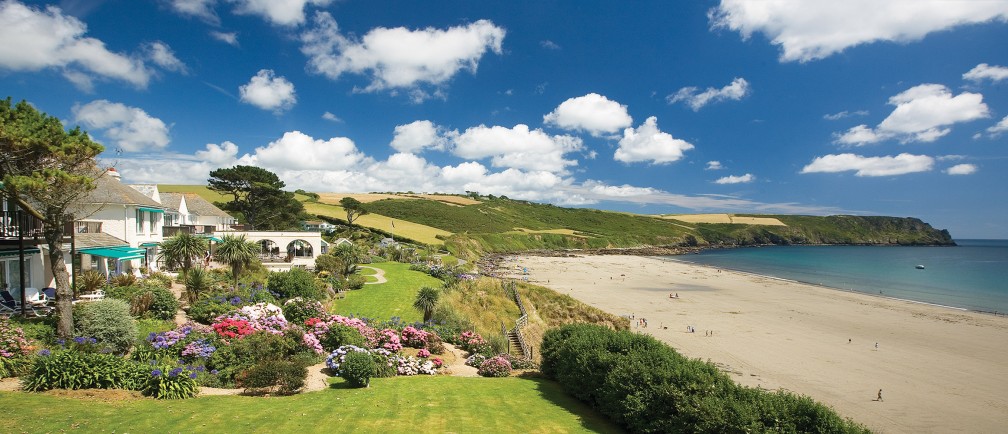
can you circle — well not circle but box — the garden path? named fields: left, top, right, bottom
left=359, top=266, right=388, bottom=285
left=442, top=343, right=479, bottom=377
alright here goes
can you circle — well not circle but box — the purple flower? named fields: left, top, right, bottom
left=168, top=367, right=183, bottom=378
left=38, top=349, right=51, bottom=357
left=189, top=372, right=198, bottom=379
left=151, top=369, right=162, bottom=377
left=211, top=369, right=219, bottom=375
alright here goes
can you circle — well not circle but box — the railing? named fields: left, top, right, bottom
left=0, top=209, right=44, bottom=239
left=163, top=225, right=217, bottom=237
left=505, top=281, right=533, bottom=360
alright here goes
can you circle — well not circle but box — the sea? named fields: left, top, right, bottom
left=665, top=239, right=1008, bottom=314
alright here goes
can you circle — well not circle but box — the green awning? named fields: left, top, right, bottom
left=0, top=248, right=41, bottom=258
left=140, top=242, right=159, bottom=248
left=78, top=246, right=145, bottom=260
left=138, top=207, right=164, bottom=214
left=198, top=235, right=222, bottom=242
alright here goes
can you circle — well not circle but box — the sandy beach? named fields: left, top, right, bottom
left=512, top=254, right=1008, bottom=433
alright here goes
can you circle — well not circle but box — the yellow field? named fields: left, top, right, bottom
left=661, top=214, right=787, bottom=226
left=302, top=202, right=452, bottom=245
left=316, top=193, right=409, bottom=204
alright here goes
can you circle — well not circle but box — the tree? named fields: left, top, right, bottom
left=0, top=98, right=104, bottom=338
left=207, top=165, right=305, bottom=230
left=158, top=232, right=208, bottom=278
left=339, top=197, right=368, bottom=225
left=214, top=234, right=259, bottom=289
left=413, top=286, right=440, bottom=323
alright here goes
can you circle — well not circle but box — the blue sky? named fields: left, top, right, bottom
left=2, top=1, right=1007, bottom=238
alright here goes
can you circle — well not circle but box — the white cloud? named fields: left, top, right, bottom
left=614, top=116, right=695, bottom=164
left=194, top=141, right=239, bottom=164
left=73, top=100, right=170, bottom=152
left=210, top=31, right=238, bottom=46
left=321, top=111, right=341, bottom=122
left=706, top=161, right=723, bottom=170
left=301, top=13, right=505, bottom=99
left=228, top=0, right=332, bottom=26
left=390, top=120, right=452, bottom=153
left=667, top=77, right=750, bottom=111
left=239, top=69, right=297, bottom=112
left=963, top=63, right=1008, bottom=82
left=800, top=153, right=934, bottom=177
left=823, top=110, right=868, bottom=121
left=145, top=41, right=187, bottom=73
left=0, top=1, right=154, bottom=88
left=240, top=131, right=368, bottom=171
left=711, top=0, right=1008, bottom=62
left=540, top=40, right=561, bottom=50
left=543, top=93, right=633, bottom=137
left=168, top=0, right=219, bottom=24
left=452, top=124, right=582, bottom=173
left=836, top=84, right=989, bottom=145
left=588, top=183, right=659, bottom=197
left=987, top=115, right=1008, bottom=136
left=715, top=173, right=755, bottom=184
left=945, top=163, right=977, bottom=175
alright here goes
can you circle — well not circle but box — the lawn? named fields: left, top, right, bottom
left=330, top=262, right=441, bottom=323
left=0, top=376, right=623, bottom=433
left=302, top=202, right=452, bottom=245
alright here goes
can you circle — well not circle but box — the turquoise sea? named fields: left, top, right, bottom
left=667, top=239, right=1008, bottom=314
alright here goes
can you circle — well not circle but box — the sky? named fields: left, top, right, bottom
left=2, top=0, right=1007, bottom=239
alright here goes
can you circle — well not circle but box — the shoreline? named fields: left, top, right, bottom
left=512, top=254, right=1008, bottom=434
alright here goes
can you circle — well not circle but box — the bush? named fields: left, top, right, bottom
left=22, top=349, right=148, bottom=391
left=144, top=272, right=174, bottom=289
left=345, top=275, right=366, bottom=290
left=282, top=297, right=327, bottom=326
left=237, top=359, right=307, bottom=395
left=143, top=365, right=199, bottom=399
left=339, top=351, right=375, bottom=388
left=143, top=286, right=181, bottom=320
left=268, top=268, right=322, bottom=300
left=77, top=270, right=106, bottom=296
left=320, top=324, right=366, bottom=352
left=539, top=324, right=869, bottom=434
left=187, top=298, right=237, bottom=324
left=207, top=331, right=313, bottom=387
left=110, top=273, right=137, bottom=287
left=478, top=355, right=512, bottom=377
left=73, top=299, right=137, bottom=355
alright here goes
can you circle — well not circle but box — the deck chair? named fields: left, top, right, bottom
left=1, top=290, right=52, bottom=317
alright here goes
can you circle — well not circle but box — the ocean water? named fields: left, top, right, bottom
left=666, top=240, right=1008, bottom=313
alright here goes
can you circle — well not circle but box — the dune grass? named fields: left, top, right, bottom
left=330, top=262, right=441, bottom=323
left=0, top=376, right=623, bottom=433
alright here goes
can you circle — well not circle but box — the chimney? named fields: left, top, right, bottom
left=106, top=167, right=121, bottom=181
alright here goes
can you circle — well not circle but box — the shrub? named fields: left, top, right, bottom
left=143, top=286, right=181, bottom=320
left=22, top=349, right=147, bottom=391
left=319, top=324, right=366, bottom=352
left=77, top=270, right=106, bottom=296
left=207, top=331, right=312, bottom=387
left=187, top=298, right=237, bottom=324
left=282, top=297, right=327, bottom=326
left=212, top=318, right=255, bottom=339
left=339, top=351, right=375, bottom=387
left=345, top=275, right=366, bottom=290
left=143, top=365, right=199, bottom=399
left=458, top=331, right=489, bottom=354
left=144, top=272, right=174, bottom=289
left=110, top=273, right=137, bottom=287
left=478, top=355, right=512, bottom=377
left=237, top=359, right=307, bottom=395
left=185, top=267, right=214, bottom=304
left=268, top=268, right=322, bottom=300
left=73, top=299, right=137, bottom=355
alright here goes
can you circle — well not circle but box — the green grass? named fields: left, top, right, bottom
left=0, top=376, right=623, bottom=433
left=158, top=184, right=232, bottom=204
left=330, top=262, right=441, bottom=322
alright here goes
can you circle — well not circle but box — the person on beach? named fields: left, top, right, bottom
left=876, top=389, right=883, bottom=402
left=875, top=342, right=878, bottom=349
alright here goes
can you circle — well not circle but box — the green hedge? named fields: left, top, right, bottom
left=540, top=324, right=869, bottom=433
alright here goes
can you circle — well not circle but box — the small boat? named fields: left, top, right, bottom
left=915, top=264, right=925, bottom=270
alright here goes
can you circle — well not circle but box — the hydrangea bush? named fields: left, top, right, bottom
left=478, top=355, right=513, bottom=378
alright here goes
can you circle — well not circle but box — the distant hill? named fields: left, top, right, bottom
left=161, top=186, right=954, bottom=257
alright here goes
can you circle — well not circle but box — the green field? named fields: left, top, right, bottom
left=330, top=262, right=441, bottom=323
left=0, top=376, right=623, bottom=433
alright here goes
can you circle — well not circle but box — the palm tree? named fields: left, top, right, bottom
left=213, top=234, right=259, bottom=289
left=184, top=266, right=212, bottom=304
left=158, top=232, right=208, bottom=278
left=413, top=286, right=440, bottom=323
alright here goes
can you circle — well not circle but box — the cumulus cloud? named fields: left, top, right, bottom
left=73, top=100, right=170, bottom=152
left=823, top=110, right=868, bottom=121
left=390, top=120, right=452, bottom=153
left=239, top=69, right=297, bottom=112
left=667, top=77, right=750, bottom=111
left=711, top=0, right=1008, bottom=62
left=0, top=1, right=160, bottom=89
left=301, top=13, right=505, bottom=100
left=715, top=173, right=755, bottom=184
left=210, top=31, right=238, bottom=46
left=705, top=161, right=723, bottom=170
left=836, top=84, right=989, bottom=145
left=614, top=117, right=695, bottom=164
left=587, top=183, right=659, bottom=197
left=321, top=111, right=341, bottom=122
left=167, top=0, right=219, bottom=24
left=987, top=115, right=1008, bottom=136
left=963, top=63, right=1008, bottom=82
left=543, top=93, right=633, bottom=136
left=945, top=163, right=977, bottom=175
left=452, top=124, right=582, bottom=173
left=540, top=40, right=561, bottom=50
left=229, top=0, right=332, bottom=26
left=145, top=41, right=187, bottom=73
left=194, top=141, right=239, bottom=164
left=801, top=153, right=934, bottom=177
left=239, top=131, right=368, bottom=171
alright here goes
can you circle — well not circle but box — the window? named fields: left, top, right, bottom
left=136, top=209, right=143, bottom=233
left=1, top=258, right=31, bottom=291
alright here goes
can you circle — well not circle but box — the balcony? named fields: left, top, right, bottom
left=0, top=209, right=44, bottom=239
left=163, top=225, right=217, bottom=238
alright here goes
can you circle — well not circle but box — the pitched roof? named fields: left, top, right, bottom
left=164, top=192, right=232, bottom=218
left=158, top=193, right=184, bottom=212
left=73, top=232, right=128, bottom=249
left=81, top=175, right=163, bottom=209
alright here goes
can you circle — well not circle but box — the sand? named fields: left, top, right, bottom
left=513, top=254, right=1008, bottom=434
